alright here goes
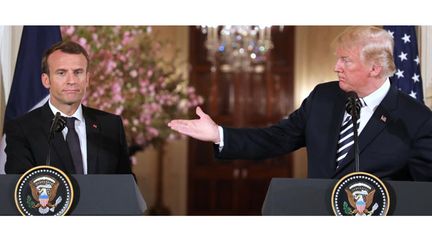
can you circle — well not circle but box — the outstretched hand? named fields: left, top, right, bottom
left=168, top=107, right=220, bottom=143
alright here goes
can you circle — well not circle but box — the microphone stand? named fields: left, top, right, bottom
left=45, top=112, right=66, bottom=166
left=351, top=103, right=360, bottom=172
left=346, top=92, right=361, bottom=172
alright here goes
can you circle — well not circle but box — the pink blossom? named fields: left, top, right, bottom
left=129, top=87, right=137, bottom=94
left=65, top=26, right=75, bottom=36
left=178, top=100, right=188, bottom=111
left=140, top=86, right=147, bottom=94
left=187, top=87, right=196, bottom=94
left=112, top=94, right=123, bottom=103
left=129, top=70, right=138, bottom=78
left=147, top=69, right=153, bottom=78
left=167, top=133, right=176, bottom=141
left=60, top=26, right=204, bottom=152
left=148, top=84, right=155, bottom=92
left=92, top=33, right=98, bottom=41
left=115, top=106, right=124, bottom=115
left=119, top=54, right=126, bottom=62
left=122, top=31, right=132, bottom=45
left=111, top=82, right=121, bottom=93
left=147, top=127, right=159, bottom=137
left=78, top=37, right=87, bottom=46
left=130, top=156, right=138, bottom=165
left=106, top=60, right=117, bottom=72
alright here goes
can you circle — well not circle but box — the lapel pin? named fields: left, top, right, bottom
left=380, top=115, right=387, bottom=123
left=92, top=124, right=98, bottom=129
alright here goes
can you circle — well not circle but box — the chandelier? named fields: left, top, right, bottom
left=201, top=26, right=273, bottom=72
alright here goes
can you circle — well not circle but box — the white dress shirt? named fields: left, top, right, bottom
left=343, top=79, right=391, bottom=135
left=48, top=100, right=88, bottom=174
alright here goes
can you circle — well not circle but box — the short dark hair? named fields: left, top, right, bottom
left=41, top=40, right=90, bottom=74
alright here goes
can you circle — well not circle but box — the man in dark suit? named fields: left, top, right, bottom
left=5, top=40, right=131, bottom=174
left=168, top=26, right=432, bottom=181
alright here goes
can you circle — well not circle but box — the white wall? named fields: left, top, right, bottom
left=292, top=26, right=348, bottom=178
left=132, top=26, right=189, bottom=215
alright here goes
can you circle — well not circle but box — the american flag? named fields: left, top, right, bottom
left=384, top=26, right=424, bottom=103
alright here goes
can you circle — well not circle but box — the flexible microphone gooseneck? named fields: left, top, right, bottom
left=345, top=91, right=361, bottom=172
left=45, top=112, right=66, bottom=166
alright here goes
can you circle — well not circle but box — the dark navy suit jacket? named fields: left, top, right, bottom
left=5, top=102, right=131, bottom=174
left=216, top=81, right=432, bottom=181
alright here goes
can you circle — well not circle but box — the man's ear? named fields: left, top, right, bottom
left=41, top=73, right=50, bottom=89
left=370, top=64, right=383, bottom=78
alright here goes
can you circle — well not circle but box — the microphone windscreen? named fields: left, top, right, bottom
left=345, top=91, right=360, bottom=117
left=55, top=116, right=66, bottom=132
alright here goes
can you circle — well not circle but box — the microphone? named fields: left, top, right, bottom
left=345, top=91, right=361, bottom=172
left=46, top=112, right=66, bottom=166
left=345, top=91, right=361, bottom=119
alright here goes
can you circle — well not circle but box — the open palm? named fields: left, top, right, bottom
left=168, top=106, right=220, bottom=143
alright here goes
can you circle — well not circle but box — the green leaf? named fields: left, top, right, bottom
left=26, top=195, right=36, bottom=208
left=343, top=201, right=353, bottom=215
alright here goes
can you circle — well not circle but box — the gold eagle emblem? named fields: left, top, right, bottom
left=345, top=188, right=377, bottom=216
left=29, top=180, right=59, bottom=213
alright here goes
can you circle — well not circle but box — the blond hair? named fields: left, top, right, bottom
left=333, top=26, right=396, bottom=78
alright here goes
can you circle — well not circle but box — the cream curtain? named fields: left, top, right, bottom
left=420, top=26, right=432, bottom=108
left=0, top=26, right=22, bottom=174
left=0, top=26, right=22, bottom=133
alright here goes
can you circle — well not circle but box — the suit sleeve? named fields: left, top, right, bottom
left=215, top=86, right=315, bottom=160
left=4, top=120, right=36, bottom=173
left=408, top=115, right=432, bottom=181
left=115, top=116, right=132, bottom=174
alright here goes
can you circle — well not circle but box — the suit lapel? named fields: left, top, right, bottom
left=333, top=86, right=398, bottom=176
left=83, top=106, right=101, bottom=174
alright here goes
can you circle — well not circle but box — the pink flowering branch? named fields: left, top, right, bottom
left=61, top=26, right=203, bottom=149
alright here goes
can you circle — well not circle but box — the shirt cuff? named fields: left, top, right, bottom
left=216, top=126, right=224, bottom=152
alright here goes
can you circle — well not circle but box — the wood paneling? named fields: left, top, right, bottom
left=187, top=26, right=295, bottom=215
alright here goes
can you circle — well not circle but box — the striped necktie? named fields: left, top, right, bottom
left=336, top=98, right=365, bottom=167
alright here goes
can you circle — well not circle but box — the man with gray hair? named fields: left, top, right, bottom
left=168, top=26, right=432, bottom=181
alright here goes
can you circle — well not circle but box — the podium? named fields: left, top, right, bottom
left=262, top=178, right=432, bottom=215
left=0, top=174, right=147, bottom=215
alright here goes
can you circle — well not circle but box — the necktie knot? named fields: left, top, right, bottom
left=65, top=117, right=77, bottom=128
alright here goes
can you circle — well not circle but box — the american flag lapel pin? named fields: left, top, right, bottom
left=380, top=115, right=387, bottom=123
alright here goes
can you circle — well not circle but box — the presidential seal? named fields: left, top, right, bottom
left=14, top=166, right=74, bottom=216
left=331, top=172, right=390, bottom=216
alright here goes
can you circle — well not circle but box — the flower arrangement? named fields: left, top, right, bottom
left=61, top=26, right=203, bottom=155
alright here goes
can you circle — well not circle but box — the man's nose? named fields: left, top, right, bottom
left=66, top=72, right=77, bottom=84
left=334, top=60, right=343, bottom=73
